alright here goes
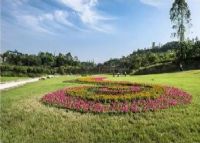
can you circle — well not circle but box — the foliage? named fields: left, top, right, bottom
left=170, top=0, right=191, bottom=41
left=99, top=40, right=200, bottom=74
left=0, top=50, right=96, bottom=76
left=98, top=42, right=178, bottom=73
left=0, top=65, right=54, bottom=77
left=1, top=40, right=199, bottom=76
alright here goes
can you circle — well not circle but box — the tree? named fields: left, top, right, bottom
left=56, top=53, right=66, bottom=67
left=170, top=0, right=191, bottom=62
left=170, top=0, right=191, bottom=42
left=38, top=52, right=54, bottom=66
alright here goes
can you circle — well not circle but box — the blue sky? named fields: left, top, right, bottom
left=1, top=0, right=200, bottom=63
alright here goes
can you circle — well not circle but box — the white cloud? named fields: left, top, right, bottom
left=15, top=9, right=83, bottom=33
left=58, top=0, right=114, bottom=33
left=6, top=0, right=115, bottom=33
left=53, top=10, right=86, bottom=31
left=19, top=15, right=51, bottom=33
left=140, top=0, right=163, bottom=7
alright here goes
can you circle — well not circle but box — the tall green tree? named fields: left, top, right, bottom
left=170, top=0, right=191, bottom=42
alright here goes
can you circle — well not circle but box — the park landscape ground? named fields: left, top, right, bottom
left=1, top=0, right=200, bottom=142
left=1, top=70, right=200, bottom=143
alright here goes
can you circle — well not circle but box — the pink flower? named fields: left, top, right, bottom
left=41, top=86, right=192, bottom=113
left=131, top=86, right=141, bottom=92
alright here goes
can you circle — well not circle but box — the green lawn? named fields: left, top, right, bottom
left=1, top=71, right=200, bottom=143
left=0, top=76, right=29, bottom=83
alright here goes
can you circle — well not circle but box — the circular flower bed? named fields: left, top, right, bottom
left=41, top=77, right=192, bottom=113
left=65, top=84, right=163, bottom=103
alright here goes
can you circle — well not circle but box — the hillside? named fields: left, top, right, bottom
left=1, top=41, right=200, bottom=76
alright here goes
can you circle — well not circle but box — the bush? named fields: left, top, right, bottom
left=57, top=66, right=65, bottom=75
left=0, top=65, right=54, bottom=77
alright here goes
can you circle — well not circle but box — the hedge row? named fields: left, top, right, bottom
left=0, top=65, right=99, bottom=77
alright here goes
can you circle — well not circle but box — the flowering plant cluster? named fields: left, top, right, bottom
left=75, top=76, right=135, bottom=86
left=65, top=84, right=163, bottom=103
left=76, top=76, right=107, bottom=83
left=41, top=77, right=192, bottom=113
left=41, top=86, right=191, bottom=113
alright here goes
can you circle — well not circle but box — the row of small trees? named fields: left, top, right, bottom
left=1, top=51, right=80, bottom=67
left=0, top=51, right=97, bottom=76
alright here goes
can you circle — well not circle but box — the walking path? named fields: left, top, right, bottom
left=0, top=78, right=40, bottom=91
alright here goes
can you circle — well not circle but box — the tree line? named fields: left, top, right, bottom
left=97, top=40, right=200, bottom=74
left=1, top=39, right=199, bottom=76
left=0, top=51, right=97, bottom=76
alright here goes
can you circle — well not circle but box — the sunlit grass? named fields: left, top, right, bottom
left=0, top=76, right=29, bottom=83
left=1, top=71, right=200, bottom=143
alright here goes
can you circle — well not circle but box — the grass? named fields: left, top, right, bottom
left=0, top=76, right=29, bottom=83
left=1, top=71, right=200, bottom=143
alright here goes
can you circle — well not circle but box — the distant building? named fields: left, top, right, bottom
left=195, top=36, right=199, bottom=42
left=152, top=42, right=156, bottom=49
left=0, top=56, right=2, bottom=64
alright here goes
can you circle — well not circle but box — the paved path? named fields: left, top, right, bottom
left=0, top=78, right=40, bottom=91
